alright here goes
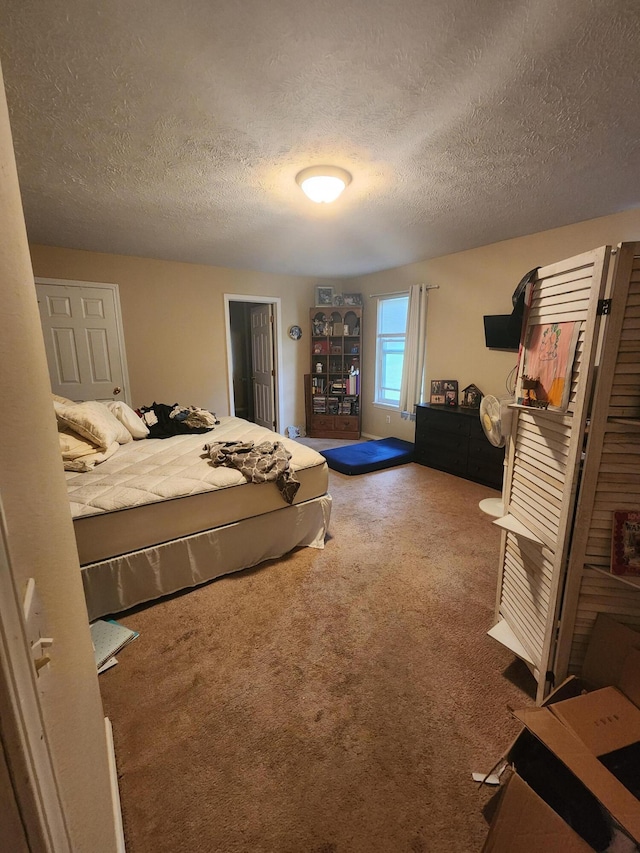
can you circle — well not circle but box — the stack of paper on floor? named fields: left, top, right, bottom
left=90, top=618, right=139, bottom=672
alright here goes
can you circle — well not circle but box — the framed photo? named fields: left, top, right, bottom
left=611, top=510, right=640, bottom=576
left=315, top=285, right=334, bottom=307
left=430, top=379, right=444, bottom=405
left=343, top=293, right=363, bottom=306
left=431, top=379, right=457, bottom=406
left=461, top=384, right=483, bottom=409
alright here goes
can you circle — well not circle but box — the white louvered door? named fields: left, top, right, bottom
left=554, top=242, right=640, bottom=680
left=493, top=247, right=610, bottom=702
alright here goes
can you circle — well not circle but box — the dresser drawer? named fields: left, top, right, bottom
left=468, top=436, right=505, bottom=463
left=420, top=407, right=471, bottom=435
left=416, top=444, right=468, bottom=475
left=466, top=457, right=504, bottom=490
left=420, top=430, right=468, bottom=453
left=308, top=413, right=360, bottom=438
left=467, top=438, right=504, bottom=489
left=334, top=416, right=359, bottom=433
left=468, top=417, right=487, bottom=440
left=311, top=415, right=335, bottom=431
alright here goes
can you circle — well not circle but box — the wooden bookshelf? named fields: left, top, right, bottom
left=305, top=307, right=362, bottom=439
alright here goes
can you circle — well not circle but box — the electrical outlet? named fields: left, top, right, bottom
left=385, top=415, right=391, bottom=423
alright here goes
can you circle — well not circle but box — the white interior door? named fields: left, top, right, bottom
left=35, top=278, right=130, bottom=404
left=251, top=304, right=275, bottom=430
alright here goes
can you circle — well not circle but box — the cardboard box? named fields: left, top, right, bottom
left=483, top=772, right=593, bottom=852
left=483, top=614, right=640, bottom=851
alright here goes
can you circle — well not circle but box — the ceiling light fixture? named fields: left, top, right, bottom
left=295, top=165, right=352, bottom=203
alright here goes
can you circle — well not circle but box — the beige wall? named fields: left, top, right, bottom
left=0, top=69, right=118, bottom=850
left=30, top=245, right=316, bottom=430
left=348, top=208, right=640, bottom=441
left=31, top=209, right=640, bottom=445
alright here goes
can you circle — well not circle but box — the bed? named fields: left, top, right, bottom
left=61, top=411, right=331, bottom=620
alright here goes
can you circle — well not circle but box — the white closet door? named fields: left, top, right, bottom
left=36, top=279, right=130, bottom=404
left=493, top=247, right=610, bottom=702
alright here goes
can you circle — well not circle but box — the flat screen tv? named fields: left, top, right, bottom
left=483, top=313, right=521, bottom=352
left=483, top=267, right=536, bottom=352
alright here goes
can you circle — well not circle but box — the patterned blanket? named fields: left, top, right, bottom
left=203, top=440, right=300, bottom=504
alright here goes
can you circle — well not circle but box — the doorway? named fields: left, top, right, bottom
left=224, top=294, right=283, bottom=432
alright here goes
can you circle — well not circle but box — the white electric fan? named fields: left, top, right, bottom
left=478, top=395, right=514, bottom=517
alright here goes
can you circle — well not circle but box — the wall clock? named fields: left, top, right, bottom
left=288, top=325, right=302, bottom=340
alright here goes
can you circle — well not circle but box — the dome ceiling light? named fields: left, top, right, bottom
left=295, top=165, right=352, bottom=203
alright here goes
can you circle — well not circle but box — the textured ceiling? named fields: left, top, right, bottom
left=1, top=0, right=639, bottom=277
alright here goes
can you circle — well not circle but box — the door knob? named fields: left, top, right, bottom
left=113, top=386, right=121, bottom=395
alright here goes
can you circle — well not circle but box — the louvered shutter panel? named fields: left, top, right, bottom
left=493, top=247, right=610, bottom=702
left=555, top=243, right=640, bottom=680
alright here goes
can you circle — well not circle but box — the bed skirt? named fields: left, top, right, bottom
left=82, top=493, right=332, bottom=620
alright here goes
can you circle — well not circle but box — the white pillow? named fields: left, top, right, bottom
left=52, top=393, right=75, bottom=405
left=102, top=400, right=150, bottom=439
left=54, top=400, right=132, bottom=449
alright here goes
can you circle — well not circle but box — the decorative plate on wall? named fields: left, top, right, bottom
left=288, top=325, right=302, bottom=340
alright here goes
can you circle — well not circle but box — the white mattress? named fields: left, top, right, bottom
left=67, top=417, right=329, bottom=564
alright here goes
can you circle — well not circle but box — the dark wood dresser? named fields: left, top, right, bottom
left=414, top=403, right=504, bottom=490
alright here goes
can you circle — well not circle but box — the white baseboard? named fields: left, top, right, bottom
left=105, top=717, right=126, bottom=853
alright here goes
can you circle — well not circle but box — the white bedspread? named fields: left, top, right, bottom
left=66, top=416, right=324, bottom=519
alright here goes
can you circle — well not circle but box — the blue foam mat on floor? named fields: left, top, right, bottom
left=320, top=437, right=414, bottom=475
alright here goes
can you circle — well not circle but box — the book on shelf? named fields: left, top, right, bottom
left=611, top=510, right=640, bottom=576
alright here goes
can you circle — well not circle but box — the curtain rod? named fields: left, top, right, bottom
left=368, top=284, right=439, bottom=298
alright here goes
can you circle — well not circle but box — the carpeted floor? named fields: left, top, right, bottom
left=99, top=462, right=535, bottom=853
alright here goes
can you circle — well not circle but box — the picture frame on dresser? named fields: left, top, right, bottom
left=430, top=379, right=457, bottom=406
left=461, top=384, right=483, bottom=409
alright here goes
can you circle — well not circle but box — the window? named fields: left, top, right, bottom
left=375, top=294, right=409, bottom=406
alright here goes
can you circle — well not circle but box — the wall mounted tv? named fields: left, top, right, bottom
left=483, top=267, right=538, bottom=352
left=483, top=313, right=521, bottom=351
